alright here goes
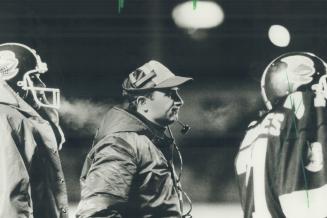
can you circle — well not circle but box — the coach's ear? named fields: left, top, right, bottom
left=136, top=96, right=146, bottom=105
left=136, top=96, right=149, bottom=113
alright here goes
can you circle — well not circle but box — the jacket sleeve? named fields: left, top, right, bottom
left=235, top=113, right=286, bottom=218
left=0, top=114, right=33, bottom=217
left=76, top=137, right=138, bottom=218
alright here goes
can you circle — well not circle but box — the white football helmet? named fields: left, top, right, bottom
left=0, top=42, right=60, bottom=109
left=261, top=52, right=327, bottom=110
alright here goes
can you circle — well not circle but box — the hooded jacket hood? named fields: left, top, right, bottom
left=0, top=78, right=40, bottom=117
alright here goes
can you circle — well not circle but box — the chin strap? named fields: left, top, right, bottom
left=167, top=126, right=193, bottom=218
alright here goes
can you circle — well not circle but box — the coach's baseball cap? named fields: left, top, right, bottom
left=122, top=60, right=193, bottom=92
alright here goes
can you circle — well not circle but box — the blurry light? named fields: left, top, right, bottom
left=172, top=1, right=224, bottom=29
left=268, top=25, right=291, bottom=47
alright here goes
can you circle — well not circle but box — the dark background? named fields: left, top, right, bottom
left=2, top=0, right=327, bottom=209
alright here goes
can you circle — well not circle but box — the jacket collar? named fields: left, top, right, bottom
left=129, top=109, right=167, bottom=138
left=0, top=79, right=40, bottom=117
left=95, top=106, right=173, bottom=145
left=0, top=79, right=66, bottom=149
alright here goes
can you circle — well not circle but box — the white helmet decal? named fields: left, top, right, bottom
left=0, top=50, right=19, bottom=80
left=261, top=52, right=327, bottom=110
left=280, top=55, right=315, bottom=86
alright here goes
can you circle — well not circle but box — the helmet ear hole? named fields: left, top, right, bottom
left=17, top=81, right=24, bottom=87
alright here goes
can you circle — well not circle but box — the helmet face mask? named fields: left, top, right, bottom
left=0, top=43, right=60, bottom=109
left=261, top=52, right=327, bottom=110
left=18, top=69, right=60, bottom=109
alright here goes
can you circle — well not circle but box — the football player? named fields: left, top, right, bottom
left=235, top=52, right=327, bottom=218
left=0, top=43, right=68, bottom=218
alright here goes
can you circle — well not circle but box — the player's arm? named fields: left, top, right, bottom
left=76, top=137, right=137, bottom=218
left=0, top=114, right=33, bottom=217
left=235, top=114, right=285, bottom=218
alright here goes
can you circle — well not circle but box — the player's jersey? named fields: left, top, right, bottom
left=235, top=93, right=327, bottom=218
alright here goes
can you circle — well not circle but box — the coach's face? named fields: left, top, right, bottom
left=144, top=87, right=184, bottom=127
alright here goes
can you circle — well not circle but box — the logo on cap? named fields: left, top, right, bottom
left=122, top=60, right=192, bottom=92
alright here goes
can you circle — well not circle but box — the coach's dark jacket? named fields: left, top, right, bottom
left=76, top=107, right=183, bottom=218
left=0, top=79, right=68, bottom=218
